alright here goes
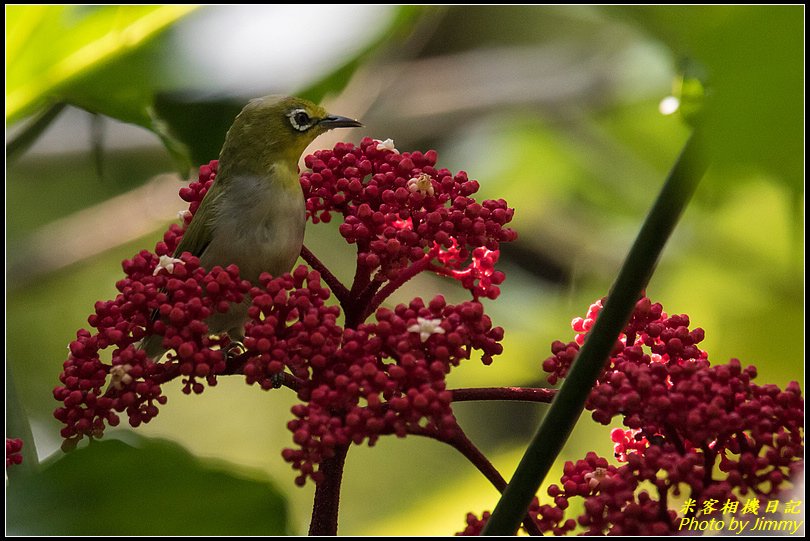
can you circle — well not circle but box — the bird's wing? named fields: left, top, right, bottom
left=142, top=180, right=224, bottom=352
left=173, top=180, right=223, bottom=259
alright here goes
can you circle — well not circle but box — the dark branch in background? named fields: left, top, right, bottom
left=90, top=112, right=106, bottom=180
left=498, top=241, right=570, bottom=286
left=482, top=129, right=710, bottom=535
left=6, top=102, right=66, bottom=162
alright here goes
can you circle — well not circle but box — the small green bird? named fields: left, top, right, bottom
left=143, top=95, right=361, bottom=358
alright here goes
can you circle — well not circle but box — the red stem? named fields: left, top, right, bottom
left=348, top=247, right=372, bottom=300
left=152, top=352, right=305, bottom=391
left=410, top=426, right=542, bottom=536
left=362, top=254, right=433, bottom=321
left=309, top=444, right=349, bottom=535
left=277, top=372, right=303, bottom=392
left=356, top=275, right=385, bottom=309
left=344, top=275, right=384, bottom=328
left=444, top=430, right=506, bottom=491
left=307, top=400, right=555, bottom=536
left=451, top=387, right=556, bottom=403
left=301, top=245, right=351, bottom=305
left=427, top=262, right=454, bottom=277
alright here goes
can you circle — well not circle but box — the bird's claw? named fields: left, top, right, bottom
left=223, top=340, right=247, bottom=360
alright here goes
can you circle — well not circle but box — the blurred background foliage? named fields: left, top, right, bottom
left=5, top=5, right=803, bottom=535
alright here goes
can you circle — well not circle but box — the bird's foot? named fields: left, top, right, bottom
left=223, top=340, right=247, bottom=360
left=221, top=340, right=283, bottom=388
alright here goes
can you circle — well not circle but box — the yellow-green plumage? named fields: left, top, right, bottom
left=143, top=95, right=361, bottom=358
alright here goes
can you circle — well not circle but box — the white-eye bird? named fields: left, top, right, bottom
left=142, top=95, right=362, bottom=359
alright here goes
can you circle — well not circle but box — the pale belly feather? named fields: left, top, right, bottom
left=201, top=173, right=305, bottom=337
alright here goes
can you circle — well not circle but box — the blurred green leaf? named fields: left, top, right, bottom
left=6, top=436, right=290, bottom=535
left=6, top=5, right=196, bottom=123
left=152, top=94, right=246, bottom=167
left=7, top=6, right=423, bottom=172
left=5, top=367, right=39, bottom=476
left=301, top=6, right=427, bottom=104
left=6, top=102, right=67, bottom=161
left=6, top=5, right=196, bottom=171
left=607, top=6, right=803, bottom=194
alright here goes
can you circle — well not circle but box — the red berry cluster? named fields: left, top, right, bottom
left=461, top=297, right=803, bottom=535
left=6, top=438, right=23, bottom=467
left=542, top=297, right=804, bottom=533
left=55, top=145, right=515, bottom=486
left=458, top=510, right=491, bottom=536
left=435, top=245, right=505, bottom=300
left=301, top=138, right=516, bottom=295
left=241, top=267, right=342, bottom=389
left=610, top=427, right=650, bottom=462
left=243, top=278, right=505, bottom=485
left=457, top=498, right=545, bottom=536
left=543, top=297, right=707, bottom=387
left=533, top=449, right=681, bottom=535
left=53, top=162, right=252, bottom=448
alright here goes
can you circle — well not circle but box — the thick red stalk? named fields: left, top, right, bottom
left=308, top=444, right=349, bottom=536
left=410, top=426, right=542, bottom=536
left=451, top=387, right=556, bottom=403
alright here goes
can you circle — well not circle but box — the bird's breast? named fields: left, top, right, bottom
left=203, top=171, right=306, bottom=284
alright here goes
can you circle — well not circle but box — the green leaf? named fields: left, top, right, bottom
left=6, top=436, right=290, bottom=535
left=6, top=6, right=196, bottom=172
left=607, top=6, right=803, bottom=195
left=6, top=5, right=196, bottom=124
left=5, top=366, right=39, bottom=477
left=152, top=93, right=246, bottom=168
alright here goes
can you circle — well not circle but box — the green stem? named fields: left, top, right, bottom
left=482, top=129, right=710, bottom=535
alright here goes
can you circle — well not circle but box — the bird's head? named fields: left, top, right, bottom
left=219, top=95, right=362, bottom=174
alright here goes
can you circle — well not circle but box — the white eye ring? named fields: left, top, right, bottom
left=288, top=109, right=314, bottom=132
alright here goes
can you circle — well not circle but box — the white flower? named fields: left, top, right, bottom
left=109, top=364, right=134, bottom=390
left=375, top=138, right=399, bottom=154
left=584, top=466, right=608, bottom=489
left=177, top=209, right=192, bottom=221
left=153, top=254, right=183, bottom=276
left=407, top=173, right=434, bottom=196
left=407, top=317, right=446, bottom=343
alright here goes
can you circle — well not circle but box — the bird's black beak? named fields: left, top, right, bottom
left=319, top=114, right=363, bottom=129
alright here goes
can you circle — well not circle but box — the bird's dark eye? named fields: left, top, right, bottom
left=288, top=109, right=313, bottom=132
